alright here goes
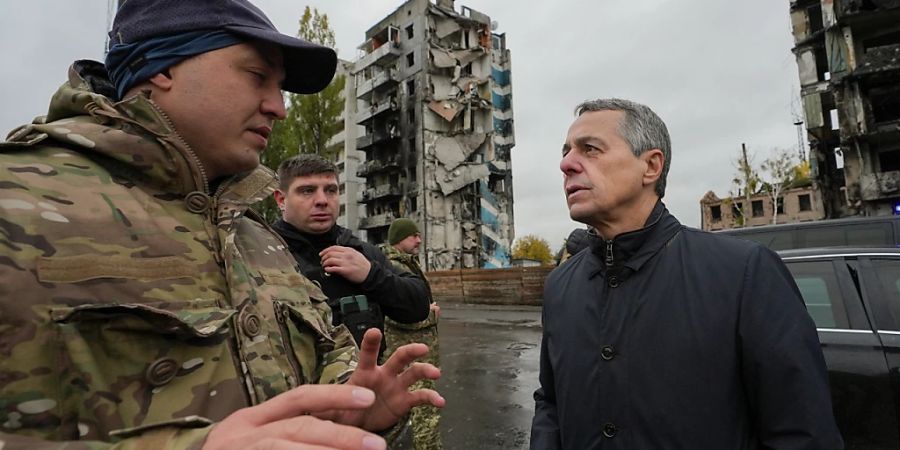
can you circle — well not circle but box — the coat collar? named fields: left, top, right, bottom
left=588, top=201, right=683, bottom=276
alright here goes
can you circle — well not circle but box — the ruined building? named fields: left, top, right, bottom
left=790, top=0, right=900, bottom=217
left=699, top=187, right=825, bottom=231
left=352, top=0, right=515, bottom=269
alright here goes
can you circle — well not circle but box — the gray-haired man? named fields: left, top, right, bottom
left=531, top=98, right=841, bottom=449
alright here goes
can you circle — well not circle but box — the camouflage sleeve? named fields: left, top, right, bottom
left=0, top=425, right=211, bottom=449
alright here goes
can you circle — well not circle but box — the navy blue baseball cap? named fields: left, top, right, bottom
left=109, top=0, right=337, bottom=94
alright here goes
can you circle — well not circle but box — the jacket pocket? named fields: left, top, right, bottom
left=274, top=300, right=337, bottom=385
left=50, top=298, right=239, bottom=441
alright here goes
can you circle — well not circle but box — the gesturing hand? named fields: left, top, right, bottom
left=336, top=328, right=445, bottom=432
left=202, top=384, right=388, bottom=450
left=320, top=245, right=372, bottom=283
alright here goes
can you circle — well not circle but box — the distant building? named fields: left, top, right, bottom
left=350, top=0, right=515, bottom=269
left=789, top=0, right=900, bottom=218
left=699, top=186, right=825, bottom=231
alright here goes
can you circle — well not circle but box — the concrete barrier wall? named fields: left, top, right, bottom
left=426, top=266, right=554, bottom=306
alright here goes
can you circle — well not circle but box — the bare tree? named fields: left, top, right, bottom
left=760, top=149, right=797, bottom=225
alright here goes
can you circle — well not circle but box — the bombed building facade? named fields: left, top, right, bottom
left=352, top=0, right=515, bottom=270
left=790, top=0, right=900, bottom=217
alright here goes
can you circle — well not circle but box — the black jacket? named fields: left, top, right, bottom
left=271, top=220, right=430, bottom=349
left=531, top=202, right=842, bottom=450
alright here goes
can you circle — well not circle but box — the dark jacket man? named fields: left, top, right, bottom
left=272, top=154, right=430, bottom=355
left=531, top=98, right=841, bottom=449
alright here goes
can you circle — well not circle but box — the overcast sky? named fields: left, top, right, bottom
left=0, top=0, right=801, bottom=249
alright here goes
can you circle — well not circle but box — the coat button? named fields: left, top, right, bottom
left=608, top=276, right=620, bottom=288
left=602, top=422, right=618, bottom=438
left=184, top=191, right=211, bottom=214
left=145, top=357, right=179, bottom=387
left=600, top=345, right=616, bottom=360
left=241, top=311, right=262, bottom=338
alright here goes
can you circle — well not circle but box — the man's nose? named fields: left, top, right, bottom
left=262, top=87, right=286, bottom=120
left=560, top=150, right=580, bottom=174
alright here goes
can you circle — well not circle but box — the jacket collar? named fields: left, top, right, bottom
left=8, top=60, right=210, bottom=195
left=589, top=200, right=682, bottom=275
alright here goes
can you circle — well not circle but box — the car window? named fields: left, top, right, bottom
left=868, top=258, right=900, bottom=330
left=785, top=260, right=850, bottom=329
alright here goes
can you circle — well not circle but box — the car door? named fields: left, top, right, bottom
left=856, top=255, right=900, bottom=448
left=784, top=255, right=898, bottom=449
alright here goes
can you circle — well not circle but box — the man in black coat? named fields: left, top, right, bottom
left=271, top=154, right=430, bottom=355
left=530, top=98, right=843, bottom=449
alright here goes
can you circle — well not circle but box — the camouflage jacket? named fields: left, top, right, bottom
left=378, top=244, right=436, bottom=331
left=0, top=61, right=358, bottom=449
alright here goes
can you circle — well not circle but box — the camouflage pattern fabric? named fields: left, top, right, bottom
left=0, top=61, right=358, bottom=449
left=379, top=244, right=442, bottom=450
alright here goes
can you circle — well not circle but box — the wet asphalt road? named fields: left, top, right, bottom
left=404, top=303, right=543, bottom=450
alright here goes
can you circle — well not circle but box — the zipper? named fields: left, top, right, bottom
left=274, top=301, right=305, bottom=386
left=605, top=240, right=614, bottom=267
left=145, top=99, right=211, bottom=194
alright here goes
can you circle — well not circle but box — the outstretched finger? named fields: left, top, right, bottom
left=397, top=361, right=441, bottom=388
left=356, top=327, right=384, bottom=370
left=402, top=387, right=447, bottom=410
left=242, top=384, right=376, bottom=426
left=381, top=342, right=429, bottom=374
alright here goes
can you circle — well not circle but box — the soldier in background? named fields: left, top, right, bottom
left=0, top=0, right=443, bottom=448
left=380, top=218, right=443, bottom=450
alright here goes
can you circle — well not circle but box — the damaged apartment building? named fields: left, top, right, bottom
left=790, top=0, right=900, bottom=217
left=352, top=0, right=515, bottom=269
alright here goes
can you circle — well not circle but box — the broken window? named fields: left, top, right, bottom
left=732, top=202, right=743, bottom=219
left=407, top=108, right=415, bottom=126
left=879, top=149, right=900, bottom=172
left=406, top=52, right=415, bottom=67
left=752, top=200, right=764, bottom=217
left=799, top=194, right=812, bottom=211
left=862, top=29, right=900, bottom=52
left=406, top=24, right=414, bottom=39
left=870, top=85, right=900, bottom=124
left=407, top=79, right=415, bottom=95
left=711, top=205, right=722, bottom=222
left=410, top=196, right=417, bottom=212
left=807, top=4, right=823, bottom=33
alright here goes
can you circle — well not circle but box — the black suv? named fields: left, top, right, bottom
left=780, top=248, right=900, bottom=449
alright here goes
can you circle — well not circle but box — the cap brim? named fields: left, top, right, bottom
left=225, top=24, right=337, bottom=94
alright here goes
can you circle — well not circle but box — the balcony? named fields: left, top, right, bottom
left=356, top=97, right=397, bottom=125
left=355, top=41, right=402, bottom=71
left=357, top=68, right=399, bottom=101
left=358, top=211, right=396, bottom=229
left=356, top=157, right=401, bottom=177
left=358, top=184, right=402, bottom=203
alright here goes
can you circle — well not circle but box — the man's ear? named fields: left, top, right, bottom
left=641, top=149, right=665, bottom=187
left=146, top=70, right=174, bottom=91
left=273, top=190, right=285, bottom=209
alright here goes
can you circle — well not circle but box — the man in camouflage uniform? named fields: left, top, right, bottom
left=380, top=219, right=442, bottom=450
left=0, top=1, right=443, bottom=449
